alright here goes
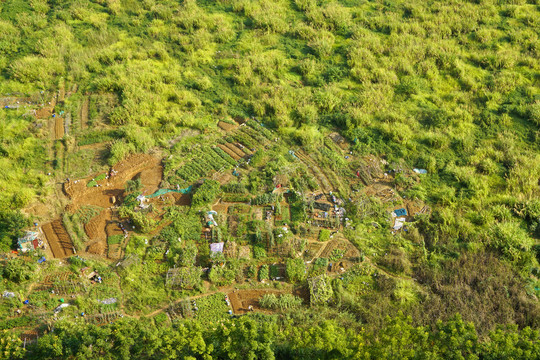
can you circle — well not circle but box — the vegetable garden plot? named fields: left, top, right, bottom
left=217, top=144, right=241, bottom=160
left=218, top=120, right=237, bottom=132
left=246, top=120, right=274, bottom=140
left=167, top=299, right=195, bottom=321
left=42, top=220, right=75, bottom=258
left=86, top=312, right=122, bottom=326
left=19, top=330, right=39, bottom=345
left=319, top=239, right=360, bottom=260
left=240, top=126, right=270, bottom=145
left=174, top=146, right=237, bottom=183
left=310, top=217, right=340, bottom=229
left=194, top=293, right=231, bottom=324
left=54, top=116, right=64, bottom=139
left=165, top=267, right=201, bottom=289
left=40, top=272, right=88, bottom=295
left=228, top=289, right=283, bottom=314
left=224, top=142, right=247, bottom=158
left=51, top=280, right=87, bottom=295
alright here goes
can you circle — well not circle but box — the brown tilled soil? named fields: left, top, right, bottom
left=212, top=203, right=229, bottom=213
left=61, top=154, right=164, bottom=258
left=218, top=121, right=237, bottom=132
left=172, top=192, right=192, bottom=206
left=225, top=143, right=247, bottom=158
left=80, top=96, right=89, bottom=129
left=35, top=103, right=55, bottom=119
left=84, top=209, right=111, bottom=242
left=87, top=241, right=106, bottom=256
left=227, top=289, right=284, bottom=314
left=55, top=117, right=64, bottom=139
left=218, top=144, right=241, bottom=160
left=64, top=154, right=162, bottom=208
left=58, top=84, right=65, bottom=102
left=42, top=220, right=75, bottom=258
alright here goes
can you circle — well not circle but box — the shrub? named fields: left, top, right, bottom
left=192, top=179, right=221, bottom=207
left=259, top=293, right=303, bottom=310
left=108, top=140, right=135, bottom=166
left=286, top=258, right=306, bottom=283
left=1, top=258, right=36, bottom=283
left=489, top=221, right=534, bottom=262
left=318, top=229, right=330, bottom=242
left=107, top=235, right=123, bottom=246
left=253, top=245, right=267, bottom=259
left=209, top=266, right=235, bottom=286
left=259, top=265, right=269, bottom=281
left=259, top=293, right=278, bottom=309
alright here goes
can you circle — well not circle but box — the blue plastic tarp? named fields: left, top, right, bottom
left=393, top=208, right=407, bottom=217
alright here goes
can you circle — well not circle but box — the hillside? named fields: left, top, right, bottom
left=0, top=0, right=539, bottom=358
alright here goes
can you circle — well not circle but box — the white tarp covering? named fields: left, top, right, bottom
left=393, top=217, right=406, bottom=230
left=54, top=303, right=70, bottom=313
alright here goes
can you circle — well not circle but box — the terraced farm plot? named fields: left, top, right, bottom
left=86, top=312, right=123, bottom=326
left=42, top=220, right=75, bottom=258
left=194, top=293, right=231, bottom=324
left=54, top=117, right=64, bottom=139
left=228, top=289, right=284, bottom=314
left=39, top=272, right=87, bottom=295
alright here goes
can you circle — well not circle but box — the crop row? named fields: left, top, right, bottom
left=232, top=132, right=258, bottom=150
left=246, top=119, right=274, bottom=140
left=240, top=126, right=268, bottom=145
left=176, top=146, right=237, bottom=183
left=212, top=147, right=237, bottom=166
left=195, top=292, right=230, bottom=325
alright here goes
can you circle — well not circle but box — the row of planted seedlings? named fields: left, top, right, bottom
left=245, top=119, right=275, bottom=140
left=175, top=146, right=238, bottom=183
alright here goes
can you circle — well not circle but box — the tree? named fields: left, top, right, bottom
left=170, top=240, right=198, bottom=267
left=429, top=314, right=479, bottom=360
left=0, top=330, right=25, bottom=359
left=1, top=258, right=36, bottom=283
left=0, top=210, right=29, bottom=251
left=211, top=317, right=277, bottom=360
left=480, top=326, right=540, bottom=360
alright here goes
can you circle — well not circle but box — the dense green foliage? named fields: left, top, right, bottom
left=14, top=314, right=540, bottom=360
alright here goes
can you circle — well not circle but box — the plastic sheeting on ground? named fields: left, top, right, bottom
left=147, top=186, right=192, bottom=198
left=394, top=218, right=406, bottom=230
left=100, top=298, right=117, bottom=305
left=210, top=242, right=224, bottom=254
left=392, top=208, right=407, bottom=217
